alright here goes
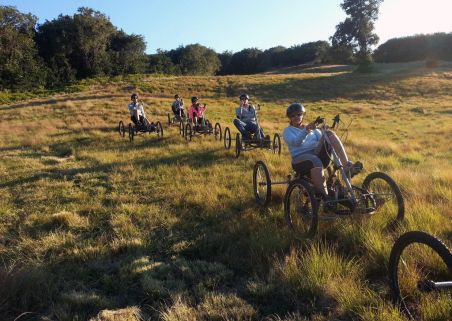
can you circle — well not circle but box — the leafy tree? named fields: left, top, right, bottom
left=109, top=31, right=147, bottom=75
left=147, top=51, right=181, bottom=74
left=331, top=0, right=383, bottom=68
left=229, top=48, right=263, bottom=74
left=35, top=14, right=77, bottom=86
left=327, top=44, right=355, bottom=64
left=217, top=50, right=233, bottom=75
left=179, top=44, right=220, bottom=75
left=374, top=33, right=452, bottom=63
left=258, top=46, right=287, bottom=71
left=0, top=6, right=46, bottom=90
left=283, top=41, right=331, bottom=66
left=164, top=44, right=220, bottom=75
left=36, top=8, right=117, bottom=84
left=36, top=7, right=148, bottom=86
left=69, top=7, right=116, bottom=78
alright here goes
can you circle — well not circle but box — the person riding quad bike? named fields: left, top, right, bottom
left=127, top=93, right=156, bottom=131
left=171, top=94, right=185, bottom=119
left=233, top=94, right=266, bottom=142
left=188, top=96, right=209, bottom=129
left=282, top=102, right=363, bottom=211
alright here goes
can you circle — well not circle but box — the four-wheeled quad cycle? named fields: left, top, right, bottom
left=252, top=115, right=405, bottom=236
left=118, top=118, right=163, bottom=142
left=223, top=104, right=281, bottom=157
left=168, top=108, right=188, bottom=129
left=183, top=118, right=222, bottom=142
left=223, top=128, right=281, bottom=158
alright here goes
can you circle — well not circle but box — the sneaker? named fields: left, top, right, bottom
left=345, top=161, right=363, bottom=178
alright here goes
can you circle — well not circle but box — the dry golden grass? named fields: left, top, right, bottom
left=0, top=61, right=451, bottom=320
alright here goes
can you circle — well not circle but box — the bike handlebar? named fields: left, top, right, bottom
left=313, top=114, right=341, bottom=129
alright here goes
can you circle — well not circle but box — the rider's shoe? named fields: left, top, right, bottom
left=345, top=161, right=363, bottom=178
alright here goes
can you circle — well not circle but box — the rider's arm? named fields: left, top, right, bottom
left=139, top=104, right=146, bottom=118
left=250, top=106, right=257, bottom=122
left=235, top=107, right=241, bottom=119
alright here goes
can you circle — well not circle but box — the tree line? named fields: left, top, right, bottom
left=0, top=6, right=147, bottom=91
left=374, top=33, right=452, bottom=63
left=2, top=2, right=450, bottom=92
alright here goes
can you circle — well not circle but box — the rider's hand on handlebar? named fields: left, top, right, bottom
left=305, top=123, right=316, bottom=131
left=314, top=116, right=325, bottom=125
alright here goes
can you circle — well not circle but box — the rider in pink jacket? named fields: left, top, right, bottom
left=188, top=96, right=207, bottom=126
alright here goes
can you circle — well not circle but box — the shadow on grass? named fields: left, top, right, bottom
left=264, top=64, right=355, bottom=75
left=0, top=94, right=119, bottom=111
left=0, top=172, right=296, bottom=320
left=229, top=63, right=452, bottom=103
left=0, top=143, right=223, bottom=189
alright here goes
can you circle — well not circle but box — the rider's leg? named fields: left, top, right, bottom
left=131, top=114, right=138, bottom=125
left=260, top=128, right=266, bottom=140
left=293, top=156, right=327, bottom=196
left=245, top=122, right=260, bottom=140
left=311, top=167, right=329, bottom=197
left=233, top=119, right=250, bottom=140
left=325, top=130, right=348, bottom=166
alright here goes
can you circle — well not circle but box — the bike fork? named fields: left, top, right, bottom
left=330, top=147, right=357, bottom=204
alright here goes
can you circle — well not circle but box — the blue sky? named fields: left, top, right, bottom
left=3, top=0, right=452, bottom=54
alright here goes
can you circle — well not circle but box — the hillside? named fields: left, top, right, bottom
left=0, top=62, right=451, bottom=321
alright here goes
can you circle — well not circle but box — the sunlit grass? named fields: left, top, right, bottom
left=0, top=62, right=451, bottom=320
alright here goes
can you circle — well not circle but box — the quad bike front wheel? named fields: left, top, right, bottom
left=214, top=123, right=222, bottom=141
left=224, top=127, right=231, bottom=149
left=362, top=172, right=405, bottom=223
left=253, top=160, right=272, bottom=206
left=235, top=133, right=242, bottom=158
left=156, top=121, right=163, bottom=138
left=119, top=121, right=125, bottom=138
left=272, top=133, right=281, bottom=155
left=284, top=179, right=319, bottom=237
left=185, top=123, right=192, bottom=141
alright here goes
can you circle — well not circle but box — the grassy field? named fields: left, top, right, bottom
left=0, top=61, right=451, bottom=321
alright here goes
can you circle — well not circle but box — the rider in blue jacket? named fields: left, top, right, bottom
left=233, top=94, right=266, bottom=141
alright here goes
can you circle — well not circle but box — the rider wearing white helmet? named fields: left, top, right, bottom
left=128, top=93, right=146, bottom=126
left=283, top=103, right=362, bottom=210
